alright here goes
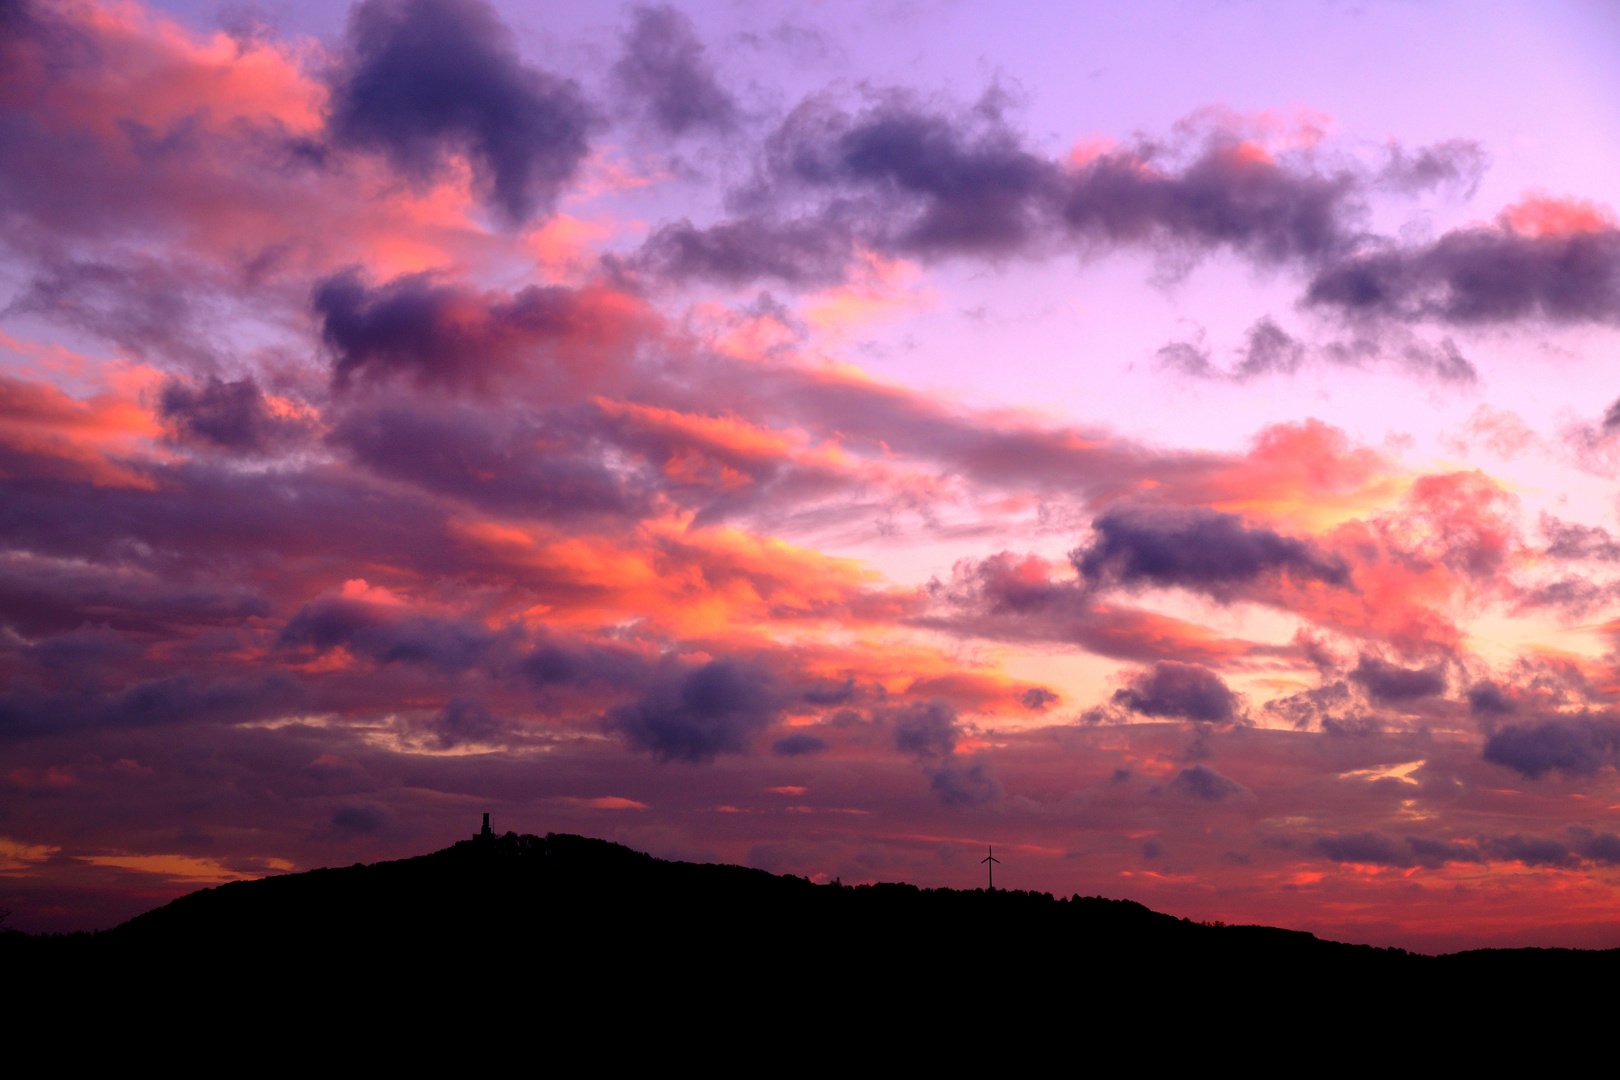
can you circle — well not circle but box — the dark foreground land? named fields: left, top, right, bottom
left=8, top=831, right=1614, bottom=1037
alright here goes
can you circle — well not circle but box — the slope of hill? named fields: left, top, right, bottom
left=7, top=829, right=1616, bottom=1028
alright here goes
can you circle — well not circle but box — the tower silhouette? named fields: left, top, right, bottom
left=981, top=845, right=1000, bottom=890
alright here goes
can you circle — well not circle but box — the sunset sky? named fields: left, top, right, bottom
left=4, top=0, right=1620, bottom=950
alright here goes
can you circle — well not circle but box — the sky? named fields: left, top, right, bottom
left=3, top=0, right=1620, bottom=951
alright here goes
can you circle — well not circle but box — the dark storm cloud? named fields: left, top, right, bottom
left=345, top=615, right=500, bottom=672
left=1513, top=577, right=1620, bottom=618
left=1159, top=319, right=1476, bottom=385
left=330, top=402, right=646, bottom=518
left=521, top=637, right=656, bottom=692
left=1405, top=837, right=1482, bottom=869
left=278, top=596, right=386, bottom=651
left=1540, top=514, right=1620, bottom=561
left=618, top=85, right=1620, bottom=339
left=606, top=658, right=779, bottom=763
left=1019, top=687, right=1058, bottom=710
left=641, top=96, right=1420, bottom=287
left=771, top=732, right=828, bottom=756
left=631, top=216, right=857, bottom=287
left=1568, top=827, right=1620, bottom=865
left=1158, top=317, right=1306, bottom=382
left=1561, top=399, right=1620, bottom=473
left=1306, top=226, right=1620, bottom=326
left=326, top=0, right=591, bottom=223
left=1374, top=335, right=1479, bottom=383
left=613, top=5, right=737, bottom=135
left=1349, top=656, right=1446, bottom=704
left=280, top=597, right=498, bottom=672
left=6, top=259, right=210, bottom=364
left=1112, top=662, right=1238, bottom=723
left=1313, top=832, right=1480, bottom=869
left=1153, top=340, right=1217, bottom=380
left=1313, top=832, right=1411, bottom=867
left=0, top=460, right=476, bottom=628
left=880, top=698, right=1002, bottom=806
left=1263, top=680, right=1353, bottom=731
left=1073, top=507, right=1350, bottom=595
left=764, top=93, right=1057, bottom=258
left=0, top=672, right=302, bottom=740
left=0, top=0, right=33, bottom=30
left=0, top=552, right=270, bottom=636
left=1466, top=681, right=1514, bottom=717
left=1375, top=139, right=1487, bottom=196
left=28, top=624, right=139, bottom=674
left=330, top=802, right=393, bottom=836
left=890, top=698, right=959, bottom=760
left=803, top=678, right=857, bottom=706
left=1058, top=139, right=1354, bottom=264
left=1485, top=834, right=1578, bottom=868
left=160, top=377, right=308, bottom=454
left=1482, top=717, right=1620, bottom=779
left=313, top=270, right=591, bottom=388
left=423, top=696, right=505, bottom=749
left=1232, top=318, right=1307, bottom=379
left=930, top=761, right=1000, bottom=806
left=1166, top=764, right=1245, bottom=801
left=927, top=553, right=1074, bottom=619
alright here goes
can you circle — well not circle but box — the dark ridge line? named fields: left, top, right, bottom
left=4, top=829, right=1617, bottom=964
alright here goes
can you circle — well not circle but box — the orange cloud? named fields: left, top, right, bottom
left=1500, top=192, right=1618, bottom=238
left=802, top=252, right=936, bottom=338
left=527, top=214, right=616, bottom=278
left=449, top=513, right=906, bottom=639
left=1207, top=420, right=1406, bottom=532
left=1261, top=470, right=1523, bottom=655
left=14, top=0, right=325, bottom=139
left=0, top=371, right=164, bottom=488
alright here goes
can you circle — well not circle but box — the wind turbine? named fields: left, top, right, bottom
left=982, top=845, right=1000, bottom=891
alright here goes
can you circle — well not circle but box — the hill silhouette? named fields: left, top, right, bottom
left=8, top=826, right=1617, bottom=1037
